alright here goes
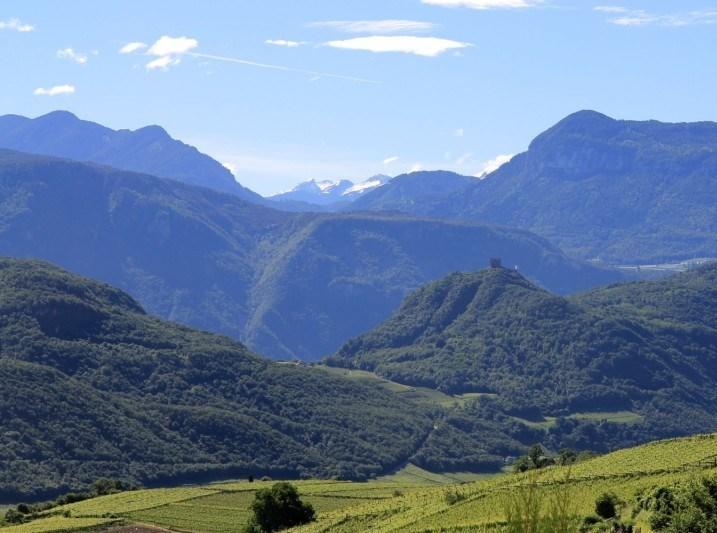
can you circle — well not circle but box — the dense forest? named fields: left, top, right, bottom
left=0, top=149, right=618, bottom=360
left=0, top=258, right=434, bottom=501
left=329, top=264, right=717, bottom=465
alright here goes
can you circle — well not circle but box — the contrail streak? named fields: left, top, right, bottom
left=189, top=52, right=380, bottom=85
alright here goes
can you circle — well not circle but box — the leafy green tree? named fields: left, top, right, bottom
left=4, top=509, right=24, bottom=524
left=92, top=478, right=124, bottom=496
left=244, top=482, right=315, bottom=533
left=649, top=476, right=717, bottom=533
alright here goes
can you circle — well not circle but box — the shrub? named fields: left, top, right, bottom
left=444, top=490, right=466, bottom=505
left=243, top=482, right=315, bottom=533
left=595, top=492, right=619, bottom=520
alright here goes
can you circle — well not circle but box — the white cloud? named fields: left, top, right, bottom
left=476, top=154, right=514, bottom=177
left=598, top=8, right=717, bottom=27
left=57, top=48, right=88, bottom=64
left=422, top=0, right=541, bottom=9
left=325, top=36, right=471, bottom=57
left=312, top=20, right=435, bottom=34
left=33, top=84, right=75, bottom=96
left=146, top=56, right=180, bottom=71
left=147, top=35, right=198, bottom=56
left=383, top=156, right=400, bottom=165
left=144, top=35, right=198, bottom=70
left=454, top=128, right=465, bottom=137
left=119, top=42, right=147, bottom=54
left=409, top=163, right=424, bottom=173
left=0, top=18, right=34, bottom=32
left=265, top=39, right=305, bottom=47
left=593, top=6, right=628, bottom=13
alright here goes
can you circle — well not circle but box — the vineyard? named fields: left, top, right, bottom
left=1, top=433, right=717, bottom=532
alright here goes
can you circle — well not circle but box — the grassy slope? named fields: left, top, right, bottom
left=4, top=433, right=716, bottom=532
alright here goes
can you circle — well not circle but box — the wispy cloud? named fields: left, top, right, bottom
left=476, top=154, right=514, bottom=177
left=189, top=52, right=380, bottom=84
left=119, top=42, right=147, bottom=54
left=265, top=39, right=305, bottom=47
left=593, top=6, right=628, bottom=13
left=312, top=20, right=435, bottom=34
left=124, top=35, right=198, bottom=70
left=33, top=84, right=75, bottom=96
left=383, top=156, right=400, bottom=165
left=454, top=128, right=465, bottom=137
left=0, top=18, right=34, bottom=32
left=596, top=6, right=717, bottom=27
left=422, top=0, right=541, bottom=9
left=409, top=163, right=424, bottom=173
left=57, top=48, right=88, bottom=65
left=146, top=56, right=180, bottom=70
left=325, top=36, right=471, bottom=57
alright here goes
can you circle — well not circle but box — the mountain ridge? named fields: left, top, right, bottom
left=0, top=110, right=264, bottom=203
left=0, top=149, right=620, bottom=360
left=347, top=110, right=717, bottom=264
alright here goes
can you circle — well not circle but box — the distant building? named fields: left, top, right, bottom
left=489, top=257, right=502, bottom=269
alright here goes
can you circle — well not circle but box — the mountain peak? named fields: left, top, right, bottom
left=529, top=110, right=621, bottom=150
left=133, top=124, right=171, bottom=141
left=36, top=110, right=80, bottom=123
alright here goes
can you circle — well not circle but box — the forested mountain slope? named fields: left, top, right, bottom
left=349, top=111, right=717, bottom=263
left=0, top=258, right=432, bottom=500
left=0, top=150, right=619, bottom=360
left=329, top=264, right=717, bottom=467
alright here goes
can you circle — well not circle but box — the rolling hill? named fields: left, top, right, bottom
left=0, top=149, right=619, bottom=360
left=5, top=432, right=717, bottom=532
left=328, top=263, right=717, bottom=464
left=349, top=110, right=717, bottom=264
left=0, top=257, right=433, bottom=501
left=0, top=110, right=263, bottom=203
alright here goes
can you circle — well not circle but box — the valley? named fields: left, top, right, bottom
left=2, top=9, right=717, bottom=530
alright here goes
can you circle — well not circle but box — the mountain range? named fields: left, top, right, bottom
left=269, top=175, right=391, bottom=208
left=0, top=110, right=263, bottom=204
left=0, top=149, right=616, bottom=360
left=348, top=110, right=717, bottom=264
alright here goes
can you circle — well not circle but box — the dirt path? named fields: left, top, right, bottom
left=104, top=525, right=175, bottom=533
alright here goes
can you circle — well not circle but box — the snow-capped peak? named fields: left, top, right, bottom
left=342, top=175, right=391, bottom=196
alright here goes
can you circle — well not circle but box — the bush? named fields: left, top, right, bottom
left=595, top=492, right=619, bottom=520
left=4, top=509, right=24, bottom=524
left=243, top=482, right=315, bottom=533
left=444, top=490, right=466, bottom=505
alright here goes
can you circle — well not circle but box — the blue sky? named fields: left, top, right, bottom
left=1, top=1, right=716, bottom=195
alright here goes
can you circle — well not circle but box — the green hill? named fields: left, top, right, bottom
left=0, top=149, right=619, bottom=360
left=0, top=258, right=433, bottom=501
left=5, top=433, right=717, bottom=532
left=328, top=264, right=717, bottom=465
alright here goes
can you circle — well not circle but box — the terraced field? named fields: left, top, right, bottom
left=1, top=433, right=716, bottom=532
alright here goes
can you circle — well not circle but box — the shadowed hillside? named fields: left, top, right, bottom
left=0, top=149, right=620, bottom=360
